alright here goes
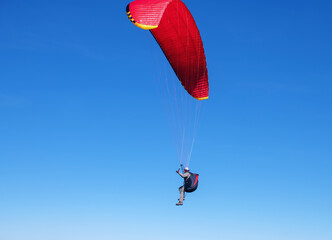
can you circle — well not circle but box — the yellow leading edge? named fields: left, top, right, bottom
left=126, top=11, right=158, bottom=30
left=196, top=96, right=208, bottom=100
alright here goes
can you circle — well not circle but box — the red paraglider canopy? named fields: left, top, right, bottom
left=126, top=0, right=209, bottom=100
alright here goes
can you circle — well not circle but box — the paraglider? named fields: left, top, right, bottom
left=176, top=166, right=199, bottom=205
left=126, top=0, right=207, bottom=205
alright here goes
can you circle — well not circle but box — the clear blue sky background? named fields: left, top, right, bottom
left=1, top=0, right=332, bottom=239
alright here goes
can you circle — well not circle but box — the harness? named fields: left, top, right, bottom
left=184, top=172, right=199, bottom=192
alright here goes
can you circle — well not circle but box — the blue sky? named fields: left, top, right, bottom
left=1, top=0, right=332, bottom=239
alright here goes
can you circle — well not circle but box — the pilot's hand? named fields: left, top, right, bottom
left=176, top=169, right=180, bottom=173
